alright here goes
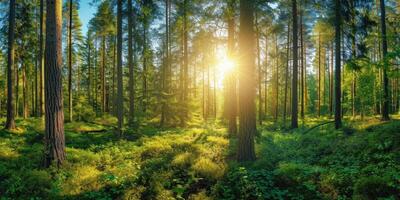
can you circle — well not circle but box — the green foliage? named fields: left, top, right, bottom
left=0, top=117, right=399, bottom=199
left=353, top=176, right=397, bottom=200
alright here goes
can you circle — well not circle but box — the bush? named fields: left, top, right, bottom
left=353, top=176, right=398, bottom=200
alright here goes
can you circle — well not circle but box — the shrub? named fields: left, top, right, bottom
left=353, top=176, right=397, bottom=200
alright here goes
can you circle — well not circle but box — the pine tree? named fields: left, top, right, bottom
left=43, top=0, right=65, bottom=167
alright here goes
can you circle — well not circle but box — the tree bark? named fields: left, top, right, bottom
left=68, top=0, right=73, bottom=122
left=237, top=0, right=256, bottom=161
left=117, top=0, right=124, bottom=136
left=226, top=0, right=237, bottom=136
left=128, top=0, right=135, bottom=124
left=380, top=0, right=390, bottom=121
left=39, top=0, right=45, bottom=117
left=43, top=0, right=65, bottom=167
left=5, top=0, right=16, bottom=130
left=284, top=24, right=290, bottom=125
left=334, top=0, right=342, bottom=129
left=291, top=0, right=298, bottom=128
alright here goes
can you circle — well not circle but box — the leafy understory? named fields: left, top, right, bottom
left=0, top=116, right=399, bottom=199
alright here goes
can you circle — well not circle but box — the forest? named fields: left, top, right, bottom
left=0, top=0, right=399, bottom=199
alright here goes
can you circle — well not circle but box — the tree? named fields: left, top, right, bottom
left=334, top=0, right=342, bottom=129
left=128, top=0, right=135, bottom=124
left=89, top=1, right=115, bottom=114
left=237, top=0, right=256, bottom=161
left=291, top=0, right=298, bottom=128
left=116, top=0, right=123, bottom=136
left=380, top=0, right=390, bottom=121
left=43, top=0, right=65, bottom=167
left=38, top=0, right=45, bottom=117
left=5, top=0, right=16, bottom=130
left=68, top=0, right=73, bottom=122
left=226, top=0, right=237, bottom=136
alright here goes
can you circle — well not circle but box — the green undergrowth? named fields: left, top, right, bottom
left=0, top=116, right=399, bottom=199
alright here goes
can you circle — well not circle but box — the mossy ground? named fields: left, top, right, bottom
left=0, top=116, right=399, bottom=199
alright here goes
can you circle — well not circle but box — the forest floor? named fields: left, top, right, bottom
left=0, top=115, right=399, bottom=200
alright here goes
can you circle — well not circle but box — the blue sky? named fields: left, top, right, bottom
left=78, top=1, right=96, bottom=34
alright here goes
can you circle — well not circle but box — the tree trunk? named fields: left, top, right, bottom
left=43, top=0, right=65, bottom=167
left=264, top=35, right=268, bottom=118
left=300, top=6, right=305, bottom=119
left=318, top=34, right=321, bottom=117
left=161, top=0, right=169, bottom=127
left=5, top=0, right=16, bottom=130
left=275, top=35, right=279, bottom=121
left=101, top=36, right=106, bottom=114
left=68, top=0, right=73, bottom=122
left=380, top=0, right=390, bottom=121
left=227, top=0, right=237, bottom=136
left=330, top=43, right=333, bottom=115
left=88, top=39, right=91, bottom=106
left=334, top=0, right=342, bottom=129
left=291, top=0, right=298, bottom=128
left=39, top=0, right=44, bottom=117
left=284, top=24, right=290, bottom=126
left=117, top=0, right=124, bottom=136
left=256, top=12, right=262, bottom=126
left=237, top=0, right=256, bottom=161
left=128, top=0, right=135, bottom=124
left=23, top=62, right=28, bottom=119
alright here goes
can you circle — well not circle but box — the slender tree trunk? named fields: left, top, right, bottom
left=227, top=0, right=237, bottom=135
left=15, top=63, right=19, bottom=118
left=5, top=0, right=16, bottom=130
left=117, top=0, right=124, bottom=136
left=39, top=0, right=44, bottom=117
left=88, top=40, right=91, bottom=106
left=143, top=23, right=147, bottom=114
left=318, top=34, right=321, bottom=117
left=329, top=43, right=333, bottom=115
left=334, top=0, right=342, bottom=129
left=284, top=24, right=290, bottom=125
left=23, top=62, right=28, bottom=119
left=275, top=35, right=279, bottom=121
left=128, top=0, right=135, bottom=124
left=161, top=0, right=169, bottom=127
left=300, top=6, right=305, bottom=119
left=380, top=0, right=390, bottom=121
left=264, top=35, right=268, bottom=118
left=256, top=12, right=262, bottom=125
left=101, top=36, right=106, bottom=113
left=237, top=0, right=256, bottom=161
left=43, top=0, right=65, bottom=167
left=68, top=0, right=73, bottom=122
left=291, top=0, right=298, bottom=128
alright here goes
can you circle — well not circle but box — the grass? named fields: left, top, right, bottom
left=0, top=116, right=399, bottom=199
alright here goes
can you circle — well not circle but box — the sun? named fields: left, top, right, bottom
left=216, top=55, right=236, bottom=89
left=218, top=57, right=235, bottom=76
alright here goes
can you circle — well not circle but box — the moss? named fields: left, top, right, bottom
left=191, top=157, right=224, bottom=179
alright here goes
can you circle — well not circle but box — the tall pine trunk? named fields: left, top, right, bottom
left=116, top=0, right=124, bottom=136
left=226, top=0, right=237, bottom=136
left=237, top=0, right=256, bottom=161
left=43, top=0, right=65, bottom=167
left=291, top=0, right=298, bottom=128
left=68, top=0, right=73, bottom=122
left=380, top=0, right=390, bottom=121
left=334, top=0, right=342, bottom=129
left=128, top=0, right=135, bottom=124
left=5, top=0, right=16, bottom=130
left=39, top=0, right=44, bottom=117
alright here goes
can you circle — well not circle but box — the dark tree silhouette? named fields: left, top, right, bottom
left=237, top=0, right=256, bottom=161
